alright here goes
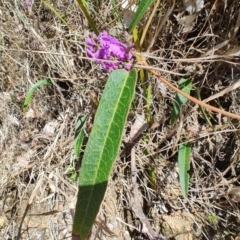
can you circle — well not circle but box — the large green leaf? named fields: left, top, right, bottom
left=128, top=0, right=155, bottom=33
left=170, top=78, right=192, bottom=124
left=178, top=143, right=191, bottom=198
left=72, top=69, right=137, bottom=239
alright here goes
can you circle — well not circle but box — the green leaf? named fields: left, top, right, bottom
left=128, top=0, right=155, bottom=33
left=72, top=69, right=137, bottom=239
left=147, top=166, right=157, bottom=191
left=74, top=115, right=87, bottom=160
left=65, top=167, right=78, bottom=181
left=22, top=79, right=52, bottom=112
left=209, top=214, right=218, bottom=224
left=178, top=143, right=191, bottom=198
left=170, top=78, right=192, bottom=124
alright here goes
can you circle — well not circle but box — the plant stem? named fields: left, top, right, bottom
left=75, top=0, right=99, bottom=35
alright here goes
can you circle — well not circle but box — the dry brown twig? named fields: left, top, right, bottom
left=147, top=0, right=176, bottom=52
left=17, top=175, right=44, bottom=240
left=130, top=146, right=161, bottom=239
left=202, top=9, right=240, bottom=57
left=128, top=116, right=165, bottom=240
left=139, top=0, right=160, bottom=48
left=2, top=46, right=240, bottom=121
left=138, top=56, right=240, bottom=121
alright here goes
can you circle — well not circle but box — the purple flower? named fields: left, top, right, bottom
left=86, top=31, right=134, bottom=72
left=20, top=0, right=33, bottom=11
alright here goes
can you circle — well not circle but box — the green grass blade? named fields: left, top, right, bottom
left=170, top=78, right=192, bottom=124
left=146, top=83, right=152, bottom=123
left=128, top=0, right=155, bottom=33
left=22, top=79, right=52, bottom=112
left=74, top=115, right=87, bottom=160
left=65, top=115, right=87, bottom=182
left=178, top=143, right=191, bottom=198
left=41, top=0, right=72, bottom=30
left=75, top=0, right=99, bottom=35
left=72, top=69, right=137, bottom=239
left=196, top=88, right=213, bottom=127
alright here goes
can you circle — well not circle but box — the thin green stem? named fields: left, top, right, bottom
left=75, top=0, right=99, bottom=35
left=41, top=0, right=72, bottom=31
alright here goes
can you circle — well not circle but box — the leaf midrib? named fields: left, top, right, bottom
left=79, top=72, right=129, bottom=230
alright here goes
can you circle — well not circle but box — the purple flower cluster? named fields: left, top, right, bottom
left=86, top=31, right=134, bottom=72
left=20, top=0, right=33, bottom=11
